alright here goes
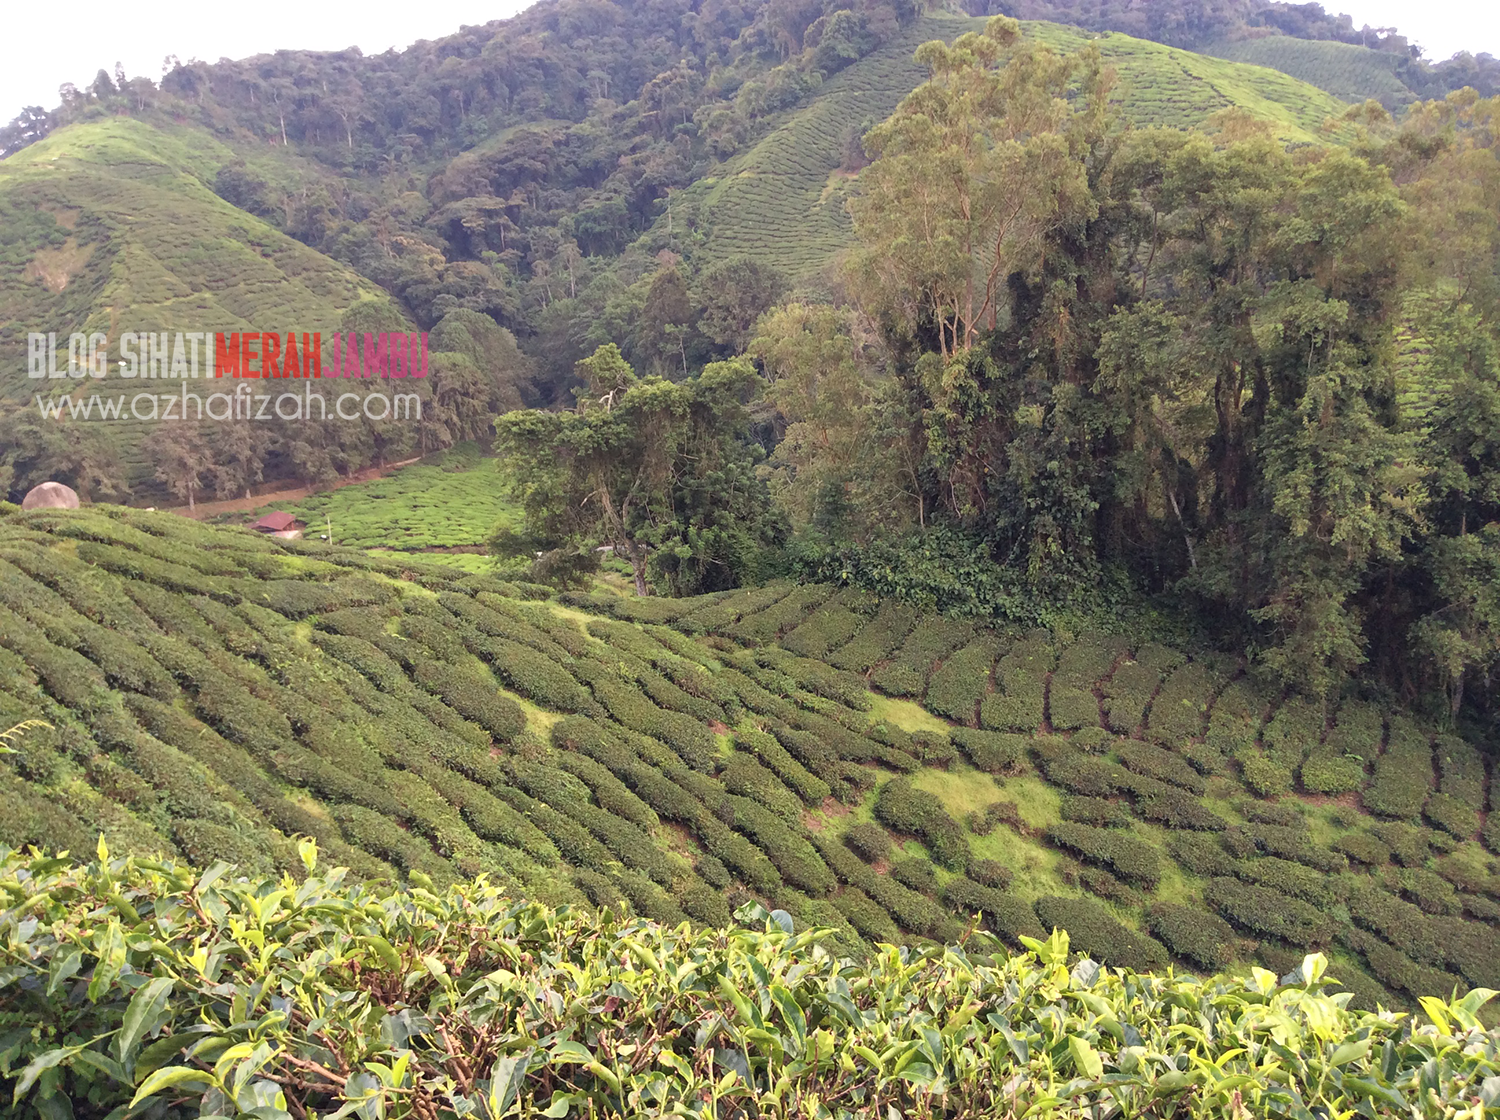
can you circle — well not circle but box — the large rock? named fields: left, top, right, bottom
left=20, top=482, right=80, bottom=510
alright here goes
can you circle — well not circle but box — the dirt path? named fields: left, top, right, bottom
left=171, top=457, right=424, bottom=520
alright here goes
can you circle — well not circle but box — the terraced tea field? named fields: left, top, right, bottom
left=0, top=505, right=1495, bottom=1019
left=1205, top=37, right=1416, bottom=110
left=271, top=448, right=519, bottom=554
left=692, top=14, right=1352, bottom=287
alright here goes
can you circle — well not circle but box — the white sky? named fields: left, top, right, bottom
left=0, top=0, right=531, bottom=119
left=0, top=0, right=1497, bottom=122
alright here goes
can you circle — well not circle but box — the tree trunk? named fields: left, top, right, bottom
left=631, top=547, right=648, bottom=596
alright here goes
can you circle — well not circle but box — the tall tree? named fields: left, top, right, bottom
left=496, top=344, right=781, bottom=595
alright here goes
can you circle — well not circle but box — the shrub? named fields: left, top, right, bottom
left=1061, top=796, right=1134, bottom=828
left=1240, top=752, right=1295, bottom=799
left=828, top=600, right=917, bottom=673
left=1115, top=740, right=1206, bottom=793
left=413, top=661, right=526, bottom=743
left=950, top=728, right=1029, bottom=774
left=1235, top=857, right=1343, bottom=908
left=473, top=636, right=592, bottom=711
left=1371, top=822, right=1433, bottom=867
left=1048, top=685, right=1099, bottom=732
left=873, top=778, right=968, bottom=870
left=755, top=650, right=868, bottom=710
left=1247, top=824, right=1348, bottom=872
left=1071, top=726, right=1114, bottom=753
left=729, top=584, right=835, bottom=644
left=890, top=857, right=938, bottom=893
left=1354, top=932, right=1466, bottom=1002
left=1033, top=896, right=1169, bottom=971
left=1204, top=679, right=1263, bottom=757
left=554, top=751, right=660, bottom=830
left=869, top=617, right=974, bottom=697
left=1035, top=743, right=1123, bottom=798
left=966, top=858, right=1013, bottom=890
left=1101, top=661, right=1161, bottom=734
left=1260, top=698, right=1325, bottom=784
left=1390, top=867, right=1461, bottom=917
left=1205, top=877, right=1333, bottom=945
left=1051, top=631, right=1125, bottom=690
left=731, top=728, right=831, bottom=805
left=1434, top=734, right=1486, bottom=809
left=589, top=676, right=716, bottom=772
left=941, top=878, right=1045, bottom=944
left=1134, top=789, right=1227, bottom=831
left=1080, top=866, right=1143, bottom=907
left=1363, top=718, right=1433, bottom=820
left=924, top=635, right=1002, bottom=724
left=722, top=754, right=804, bottom=824
left=832, top=887, right=900, bottom=943
left=1334, top=832, right=1391, bottom=866
left=421, top=766, right=559, bottom=863
left=1167, top=832, right=1235, bottom=877
left=1145, top=663, right=1217, bottom=747
left=1046, top=822, right=1162, bottom=888
left=781, top=604, right=867, bottom=659
left=1148, top=903, right=1236, bottom=971
left=966, top=800, right=1022, bottom=838
left=1424, top=792, right=1480, bottom=840
left=843, top=822, right=891, bottom=863
left=1303, top=699, right=1379, bottom=795
left=722, top=795, right=835, bottom=895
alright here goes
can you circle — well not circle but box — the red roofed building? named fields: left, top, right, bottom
left=252, top=511, right=304, bottom=539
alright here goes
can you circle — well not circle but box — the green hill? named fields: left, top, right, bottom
left=1205, top=36, right=1417, bottom=109
left=689, top=14, right=1354, bottom=288
left=0, top=117, right=392, bottom=479
left=1, top=504, right=1495, bottom=1018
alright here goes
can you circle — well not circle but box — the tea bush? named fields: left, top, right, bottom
left=1033, top=896, right=1170, bottom=971
left=924, top=635, right=1002, bottom=724
left=1364, top=718, right=1434, bottom=820
left=1046, top=822, right=1163, bottom=888
left=874, top=778, right=968, bottom=870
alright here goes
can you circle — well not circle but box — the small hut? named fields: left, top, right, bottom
left=252, top=511, right=304, bottom=540
left=21, top=482, right=80, bottom=510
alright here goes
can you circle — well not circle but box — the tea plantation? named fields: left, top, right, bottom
left=692, top=13, right=1352, bottom=288
left=4, top=852, right=1497, bottom=1119
left=0, top=504, right=1496, bottom=1033
left=273, top=447, right=520, bottom=556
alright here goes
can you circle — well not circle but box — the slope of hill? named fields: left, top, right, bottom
left=689, top=14, right=1353, bottom=288
left=1204, top=36, right=1416, bottom=109
left=0, top=118, right=395, bottom=484
left=1, top=505, right=1495, bottom=1018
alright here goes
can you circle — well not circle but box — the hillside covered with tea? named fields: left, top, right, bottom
left=1, top=504, right=1496, bottom=1019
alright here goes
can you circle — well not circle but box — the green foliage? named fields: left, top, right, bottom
left=874, top=777, right=968, bottom=870
left=1033, top=896, right=1170, bottom=971
left=924, top=635, right=1002, bottom=724
left=1206, top=877, right=1334, bottom=945
left=1046, top=822, right=1163, bottom=888
left=1148, top=903, right=1237, bottom=971
left=950, top=727, right=1030, bottom=774
left=843, top=821, right=892, bottom=863
left=869, top=616, right=974, bottom=697
left=1364, top=719, right=1434, bottom=820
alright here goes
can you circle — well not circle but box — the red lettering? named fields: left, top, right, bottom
left=214, top=333, right=240, bottom=378
left=304, top=332, right=321, bottom=378
left=283, top=332, right=299, bottom=378
left=262, top=332, right=281, bottom=378
left=242, top=334, right=260, bottom=377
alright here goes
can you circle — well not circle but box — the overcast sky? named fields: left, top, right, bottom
left=1, top=0, right=1496, bottom=122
